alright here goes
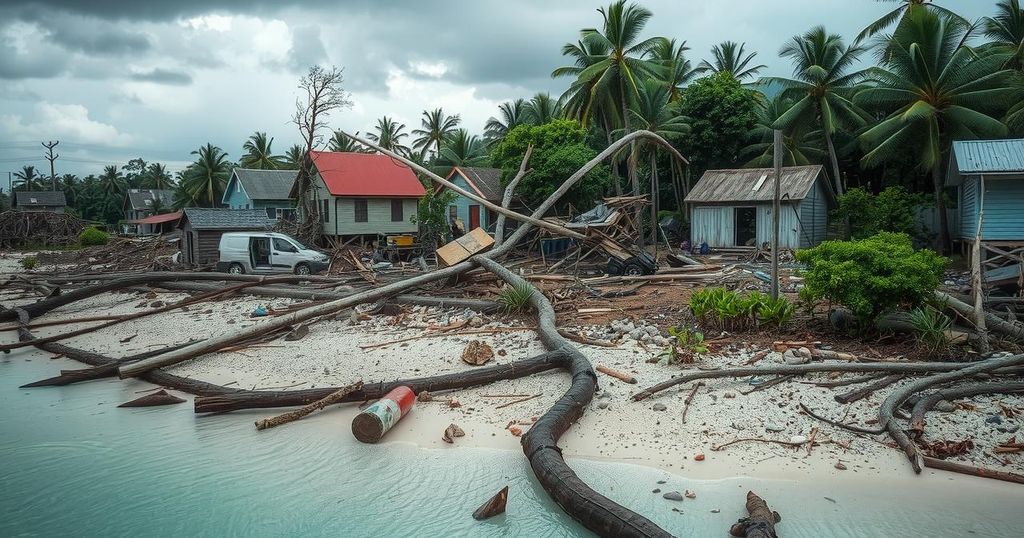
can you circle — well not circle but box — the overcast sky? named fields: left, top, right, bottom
left=0, top=0, right=997, bottom=180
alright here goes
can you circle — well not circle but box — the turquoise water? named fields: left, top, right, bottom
left=3, top=351, right=1024, bottom=537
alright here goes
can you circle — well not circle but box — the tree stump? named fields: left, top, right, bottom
left=729, top=491, right=781, bottom=538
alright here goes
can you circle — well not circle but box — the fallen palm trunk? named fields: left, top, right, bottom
left=19, top=341, right=198, bottom=388
left=909, top=382, right=1024, bottom=433
left=632, top=362, right=1024, bottom=401
left=255, top=381, right=364, bottom=431
left=195, top=351, right=568, bottom=413
left=729, top=491, right=781, bottom=538
left=878, top=354, right=1024, bottom=473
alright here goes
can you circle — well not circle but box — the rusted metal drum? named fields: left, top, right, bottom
left=351, top=386, right=415, bottom=443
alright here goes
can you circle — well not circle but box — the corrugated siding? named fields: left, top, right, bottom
left=799, top=181, right=828, bottom=247
left=326, top=198, right=418, bottom=236
left=690, top=206, right=733, bottom=246
left=980, top=178, right=1024, bottom=241
left=959, top=178, right=978, bottom=239
left=756, top=204, right=802, bottom=249
left=952, top=139, right=1024, bottom=174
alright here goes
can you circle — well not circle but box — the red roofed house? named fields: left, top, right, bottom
left=295, top=151, right=426, bottom=238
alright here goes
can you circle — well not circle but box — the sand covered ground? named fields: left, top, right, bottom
left=3, top=280, right=1022, bottom=486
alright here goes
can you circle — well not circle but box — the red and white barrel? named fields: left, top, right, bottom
left=351, top=386, right=415, bottom=443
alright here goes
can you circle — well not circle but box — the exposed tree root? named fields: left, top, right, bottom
left=834, top=374, right=905, bottom=404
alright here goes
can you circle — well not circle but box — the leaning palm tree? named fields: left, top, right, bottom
left=762, top=26, right=870, bottom=195
left=576, top=0, right=662, bottom=196
left=523, top=93, right=562, bottom=125
left=283, top=144, right=305, bottom=169
left=697, top=41, right=766, bottom=81
left=741, top=94, right=827, bottom=167
left=855, top=8, right=1018, bottom=251
left=484, top=99, right=528, bottom=143
left=434, top=129, right=488, bottom=169
left=12, top=165, right=41, bottom=191
left=183, top=144, right=231, bottom=207
left=367, top=116, right=411, bottom=157
left=857, top=0, right=970, bottom=42
left=982, top=0, right=1024, bottom=70
left=143, top=163, right=173, bottom=189
left=412, top=108, right=461, bottom=160
left=647, top=37, right=699, bottom=102
left=240, top=132, right=285, bottom=170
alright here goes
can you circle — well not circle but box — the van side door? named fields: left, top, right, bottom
left=271, top=237, right=299, bottom=273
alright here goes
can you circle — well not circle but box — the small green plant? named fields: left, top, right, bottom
left=689, top=288, right=794, bottom=332
left=79, top=227, right=110, bottom=247
left=657, top=326, right=708, bottom=364
left=20, top=256, right=37, bottom=270
left=909, top=305, right=952, bottom=358
left=498, top=282, right=534, bottom=313
left=757, top=295, right=796, bottom=329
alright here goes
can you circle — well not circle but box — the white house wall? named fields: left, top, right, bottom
left=690, top=206, right=734, bottom=246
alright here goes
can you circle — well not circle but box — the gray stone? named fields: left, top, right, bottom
left=652, top=488, right=661, bottom=494
left=765, top=423, right=785, bottom=433
left=662, top=491, right=684, bottom=501
left=597, top=402, right=610, bottom=409
left=652, top=403, right=668, bottom=412
left=934, top=400, right=956, bottom=412
left=997, top=424, right=1019, bottom=434
left=790, top=435, right=808, bottom=444
left=783, top=349, right=810, bottom=365
left=986, top=415, right=1003, bottom=425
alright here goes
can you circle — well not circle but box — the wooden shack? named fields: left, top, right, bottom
left=178, top=208, right=275, bottom=266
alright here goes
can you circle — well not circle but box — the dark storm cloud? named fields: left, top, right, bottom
left=48, top=24, right=150, bottom=55
left=130, top=68, right=193, bottom=85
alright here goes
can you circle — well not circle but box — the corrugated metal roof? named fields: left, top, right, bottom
left=230, top=169, right=297, bottom=201
left=15, top=191, right=66, bottom=207
left=129, top=211, right=182, bottom=225
left=458, top=167, right=504, bottom=202
left=126, top=189, right=174, bottom=210
left=952, top=139, right=1024, bottom=174
left=685, top=165, right=825, bottom=204
left=310, top=151, right=426, bottom=197
left=181, top=208, right=275, bottom=230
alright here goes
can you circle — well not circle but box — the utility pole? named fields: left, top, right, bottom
left=770, top=130, right=782, bottom=300
left=42, top=140, right=59, bottom=190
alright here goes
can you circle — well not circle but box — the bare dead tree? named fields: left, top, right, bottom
left=291, top=65, right=353, bottom=244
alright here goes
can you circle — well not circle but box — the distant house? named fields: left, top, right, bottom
left=222, top=168, right=298, bottom=220
left=295, top=151, right=425, bottom=239
left=127, top=210, right=182, bottom=236
left=123, top=189, right=175, bottom=234
left=178, top=208, right=275, bottom=266
left=14, top=191, right=66, bottom=213
left=947, top=138, right=1024, bottom=245
left=684, top=165, right=831, bottom=249
left=438, top=167, right=504, bottom=231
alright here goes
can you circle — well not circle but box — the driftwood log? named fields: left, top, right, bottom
left=729, top=491, right=780, bottom=538
left=255, top=381, right=364, bottom=431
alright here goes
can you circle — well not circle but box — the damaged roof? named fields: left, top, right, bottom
left=685, top=165, right=826, bottom=204
left=449, top=167, right=504, bottom=202
left=180, top=208, right=275, bottom=230
left=126, top=189, right=174, bottom=211
left=15, top=191, right=66, bottom=207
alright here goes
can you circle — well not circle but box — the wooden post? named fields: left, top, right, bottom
left=770, top=130, right=782, bottom=300
left=973, top=174, right=989, bottom=352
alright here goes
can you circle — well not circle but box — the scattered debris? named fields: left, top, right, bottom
left=442, top=423, right=465, bottom=444
left=472, top=486, right=508, bottom=521
left=461, top=340, right=495, bottom=366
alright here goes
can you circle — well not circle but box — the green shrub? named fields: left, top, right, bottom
left=497, top=282, right=534, bottom=313
left=20, top=256, right=37, bottom=270
left=689, top=287, right=794, bottom=331
left=909, top=305, right=952, bottom=358
left=795, top=232, right=946, bottom=327
left=656, top=326, right=708, bottom=364
left=79, top=227, right=110, bottom=246
left=834, top=186, right=928, bottom=240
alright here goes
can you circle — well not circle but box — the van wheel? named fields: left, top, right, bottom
left=228, top=263, right=244, bottom=274
left=622, top=262, right=645, bottom=277
left=294, top=263, right=311, bottom=275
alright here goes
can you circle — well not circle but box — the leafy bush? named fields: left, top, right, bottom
left=834, top=186, right=928, bottom=240
left=689, top=287, right=794, bottom=331
left=656, top=326, right=708, bottom=365
left=79, top=227, right=110, bottom=246
left=498, top=282, right=534, bottom=313
left=909, top=305, right=952, bottom=358
left=795, top=233, right=946, bottom=327
left=20, top=256, right=37, bottom=270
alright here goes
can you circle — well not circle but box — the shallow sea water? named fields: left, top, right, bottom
left=2, top=350, right=1023, bottom=537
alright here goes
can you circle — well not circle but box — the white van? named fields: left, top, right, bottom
left=216, top=232, right=329, bottom=275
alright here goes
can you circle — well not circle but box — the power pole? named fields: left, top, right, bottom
left=42, top=140, right=59, bottom=190
left=770, top=130, right=782, bottom=300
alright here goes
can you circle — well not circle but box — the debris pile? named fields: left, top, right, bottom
left=0, top=210, right=87, bottom=248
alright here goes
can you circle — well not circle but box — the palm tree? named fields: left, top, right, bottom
left=12, top=166, right=41, bottom=191
left=742, top=94, right=827, bottom=167
left=523, top=93, right=562, bottom=125
left=619, top=79, right=690, bottom=244
left=855, top=8, right=1018, bottom=251
left=697, top=41, right=766, bottom=81
left=983, top=0, right=1024, bottom=70
left=240, top=132, right=285, bottom=170
left=329, top=130, right=368, bottom=152
left=143, top=163, right=173, bottom=189
left=183, top=144, right=231, bottom=207
left=763, top=26, right=870, bottom=195
left=434, top=129, right=488, bottom=169
left=857, top=0, right=970, bottom=42
left=148, top=196, right=169, bottom=215
left=98, top=165, right=125, bottom=198
left=412, top=108, right=461, bottom=159
left=283, top=144, right=305, bottom=169
left=576, top=0, right=662, bottom=196
left=484, top=99, right=529, bottom=142
left=647, top=37, right=699, bottom=102
left=367, top=116, right=411, bottom=156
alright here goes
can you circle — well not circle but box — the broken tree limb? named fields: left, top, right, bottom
left=631, top=361, right=1024, bottom=402
left=879, top=354, right=1024, bottom=474
left=681, top=382, right=703, bottom=424
left=833, top=374, right=905, bottom=404
left=255, top=381, right=364, bottom=431
left=908, top=382, right=1024, bottom=434
left=798, top=402, right=885, bottom=434
left=729, top=491, right=781, bottom=538
left=494, top=144, right=533, bottom=248
left=923, top=456, right=1024, bottom=485
left=19, top=341, right=197, bottom=388
left=935, top=291, right=1024, bottom=341
left=595, top=365, right=637, bottom=384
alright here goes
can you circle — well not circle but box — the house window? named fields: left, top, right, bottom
left=322, top=199, right=330, bottom=223
left=354, top=199, right=368, bottom=222
left=449, top=205, right=457, bottom=218
left=391, top=199, right=403, bottom=222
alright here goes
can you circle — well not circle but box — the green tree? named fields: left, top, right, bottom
left=647, top=37, right=699, bottom=102
left=328, top=130, right=367, bottom=152
left=490, top=119, right=610, bottom=210
left=240, top=132, right=285, bottom=169
left=765, top=26, right=870, bottom=195
left=855, top=8, right=1017, bottom=251
left=741, top=94, right=826, bottom=167
left=121, top=158, right=148, bottom=188
left=182, top=144, right=231, bottom=207
left=434, top=129, right=488, bottom=169
left=485, top=99, right=529, bottom=143
left=677, top=72, right=760, bottom=180
left=143, top=163, right=173, bottom=189
left=857, top=0, right=969, bottom=42
left=983, top=0, right=1024, bottom=70
left=523, top=93, right=562, bottom=125
left=367, top=116, right=411, bottom=156
left=12, top=165, right=41, bottom=191
left=98, top=165, right=125, bottom=198
left=697, top=41, right=766, bottom=81
left=412, top=108, right=460, bottom=159
left=283, top=144, right=305, bottom=169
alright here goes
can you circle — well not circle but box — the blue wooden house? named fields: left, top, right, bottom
left=222, top=168, right=298, bottom=220
left=439, top=167, right=504, bottom=231
left=947, top=138, right=1024, bottom=277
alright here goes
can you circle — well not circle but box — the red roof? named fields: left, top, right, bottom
left=129, top=211, right=182, bottom=225
left=310, top=151, right=426, bottom=197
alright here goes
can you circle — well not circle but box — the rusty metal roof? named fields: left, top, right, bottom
left=685, top=165, right=825, bottom=204
left=952, top=139, right=1024, bottom=174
